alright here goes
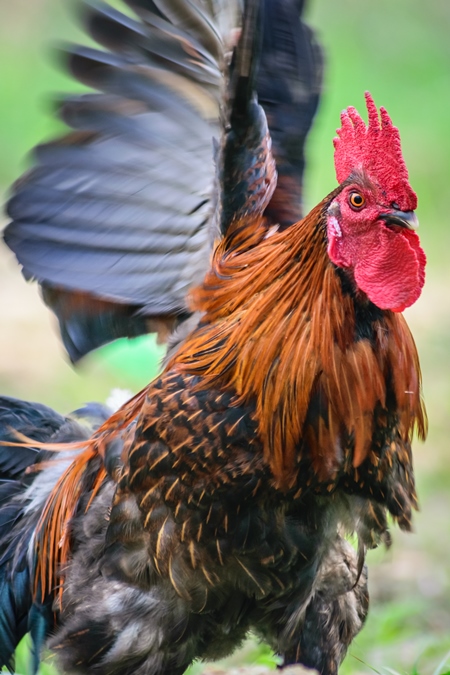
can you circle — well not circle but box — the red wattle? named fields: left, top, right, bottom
left=353, top=227, right=426, bottom=312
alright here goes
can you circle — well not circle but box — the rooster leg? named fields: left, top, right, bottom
left=280, top=538, right=369, bottom=675
left=251, top=535, right=368, bottom=675
left=282, top=584, right=369, bottom=674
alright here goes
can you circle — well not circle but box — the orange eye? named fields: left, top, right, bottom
left=349, top=191, right=365, bottom=209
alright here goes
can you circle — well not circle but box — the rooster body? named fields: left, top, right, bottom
left=0, top=380, right=368, bottom=675
left=0, top=0, right=426, bottom=674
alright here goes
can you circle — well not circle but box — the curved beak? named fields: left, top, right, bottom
left=379, top=209, right=419, bottom=231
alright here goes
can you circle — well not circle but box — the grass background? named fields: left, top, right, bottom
left=0, top=0, right=450, bottom=673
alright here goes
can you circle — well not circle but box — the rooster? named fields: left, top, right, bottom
left=0, top=0, right=426, bottom=674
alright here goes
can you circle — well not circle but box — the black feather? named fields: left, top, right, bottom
left=0, top=396, right=114, bottom=671
left=0, top=397, right=65, bottom=480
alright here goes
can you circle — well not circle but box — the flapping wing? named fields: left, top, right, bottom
left=4, top=0, right=323, bottom=361
left=4, top=0, right=238, bottom=361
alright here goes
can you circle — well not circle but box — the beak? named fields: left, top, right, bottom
left=379, top=209, right=419, bottom=231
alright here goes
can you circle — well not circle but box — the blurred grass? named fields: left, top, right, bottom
left=1, top=0, right=450, bottom=674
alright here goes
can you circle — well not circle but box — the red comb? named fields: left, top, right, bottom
left=333, top=92, right=417, bottom=211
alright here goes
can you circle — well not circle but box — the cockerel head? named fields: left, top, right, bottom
left=327, top=92, right=426, bottom=313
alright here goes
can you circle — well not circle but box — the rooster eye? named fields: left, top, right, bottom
left=349, top=191, right=365, bottom=209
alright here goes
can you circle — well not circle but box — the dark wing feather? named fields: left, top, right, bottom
left=258, top=0, right=323, bottom=227
left=4, top=0, right=234, bottom=361
left=0, top=397, right=65, bottom=480
left=4, top=0, right=322, bottom=361
left=0, top=397, right=111, bottom=481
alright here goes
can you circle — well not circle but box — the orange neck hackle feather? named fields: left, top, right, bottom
left=170, top=191, right=427, bottom=489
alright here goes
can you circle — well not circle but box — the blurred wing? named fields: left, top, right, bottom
left=4, top=0, right=322, bottom=361
left=4, top=0, right=238, bottom=361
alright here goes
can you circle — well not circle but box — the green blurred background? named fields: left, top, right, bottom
left=0, top=0, right=449, bottom=674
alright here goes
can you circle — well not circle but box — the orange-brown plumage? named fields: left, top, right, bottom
left=30, top=387, right=148, bottom=602
left=171, top=191, right=426, bottom=489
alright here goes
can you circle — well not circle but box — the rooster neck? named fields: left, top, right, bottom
left=170, top=191, right=426, bottom=489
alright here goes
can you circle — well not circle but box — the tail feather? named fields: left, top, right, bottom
left=0, top=522, right=53, bottom=674
left=0, top=397, right=65, bottom=480
left=0, top=397, right=114, bottom=671
left=0, top=491, right=49, bottom=673
left=0, top=579, right=24, bottom=671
